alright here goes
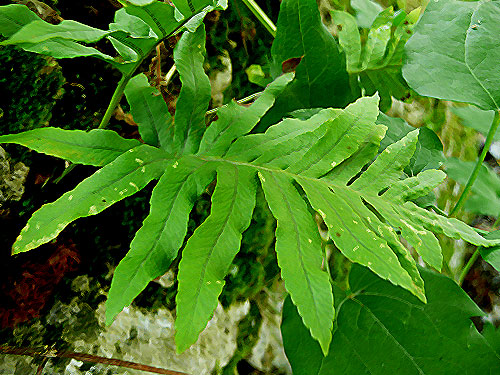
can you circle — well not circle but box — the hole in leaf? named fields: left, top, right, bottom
left=361, top=197, right=386, bottom=224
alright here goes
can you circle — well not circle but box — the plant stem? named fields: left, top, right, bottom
left=98, top=73, right=130, bottom=129
left=450, top=110, right=500, bottom=217
left=458, top=249, right=480, bottom=286
left=240, top=0, right=277, bottom=37
left=458, top=216, right=500, bottom=285
left=0, top=346, right=188, bottom=375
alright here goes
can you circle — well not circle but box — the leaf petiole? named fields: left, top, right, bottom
left=450, top=110, right=500, bottom=217
left=240, top=0, right=277, bottom=37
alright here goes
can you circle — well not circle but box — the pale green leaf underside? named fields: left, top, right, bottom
left=8, top=37, right=117, bottom=62
left=12, top=145, right=170, bottom=254
left=403, top=0, right=500, bottom=110
left=2, top=19, right=110, bottom=45
left=333, top=7, right=413, bottom=107
left=0, top=4, right=39, bottom=38
left=0, top=128, right=140, bottom=166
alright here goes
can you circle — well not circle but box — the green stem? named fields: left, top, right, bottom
left=450, top=110, right=500, bottom=217
left=98, top=73, right=130, bottom=129
left=458, top=249, right=480, bottom=286
left=240, top=0, right=277, bottom=37
left=458, top=216, right=500, bottom=285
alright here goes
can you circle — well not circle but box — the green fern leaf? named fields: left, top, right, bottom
left=0, top=128, right=140, bottom=166
left=175, top=164, right=257, bottom=352
left=6, top=66, right=500, bottom=357
left=105, top=156, right=215, bottom=324
left=12, top=145, right=170, bottom=254
left=259, top=170, right=333, bottom=355
left=104, top=75, right=292, bottom=328
left=173, top=24, right=211, bottom=155
left=124, top=74, right=173, bottom=150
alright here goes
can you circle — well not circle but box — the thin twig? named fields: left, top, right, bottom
left=0, top=346, right=189, bottom=375
left=163, top=64, right=177, bottom=87
left=206, top=91, right=263, bottom=116
left=36, top=357, right=48, bottom=375
left=156, top=44, right=163, bottom=88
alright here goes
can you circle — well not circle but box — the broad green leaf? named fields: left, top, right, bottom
left=445, top=157, right=500, bottom=217
left=175, top=164, right=257, bottom=352
left=351, top=0, right=383, bottom=28
left=282, top=265, right=500, bottom=375
left=12, top=145, right=170, bottom=254
left=2, top=20, right=109, bottom=45
left=173, top=24, right=211, bottom=155
left=109, top=8, right=153, bottom=38
left=0, top=128, right=140, bottom=166
left=0, top=4, right=39, bottom=38
left=259, top=170, right=333, bottom=355
left=451, top=105, right=499, bottom=140
left=124, top=74, right=173, bottom=150
left=197, top=73, right=294, bottom=156
left=260, top=0, right=351, bottom=128
left=106, top=156, right=215, bottom=324
left=403, top=0, right=500, bottom=110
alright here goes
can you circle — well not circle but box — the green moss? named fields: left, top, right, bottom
left=0, top=46, right=64, bottom=133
